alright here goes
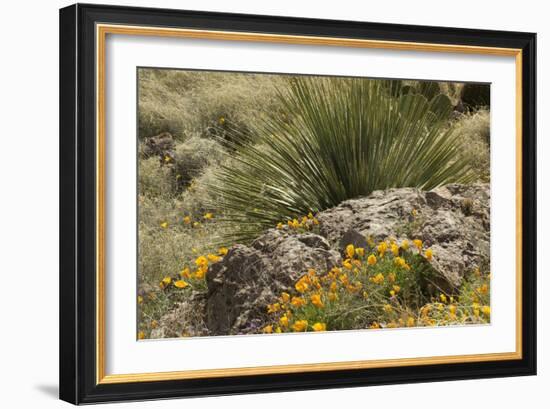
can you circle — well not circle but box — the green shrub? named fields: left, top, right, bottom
left=209, top=77, right=476, bottom=242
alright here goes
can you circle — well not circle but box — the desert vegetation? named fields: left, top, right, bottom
left=137, top=68, right=490, bottom=339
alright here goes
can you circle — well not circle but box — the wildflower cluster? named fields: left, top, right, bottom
left=159, top=212, right=216, bottom=231
left=418, top=267, right=491, bottom=326
left=276, top=212, right=320, bottom=232
left=137, top=246, right=228, bottom=339
left=262, top=236, right=487, bottom=334
left=158, top=247, right=228, bottom=291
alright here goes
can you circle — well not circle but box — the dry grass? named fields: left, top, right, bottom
left=138, top=68, right=288, bottom=141
left=452, top=108, right=490, bottom=182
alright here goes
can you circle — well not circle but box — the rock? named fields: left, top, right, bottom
left=339, top=229, right=368, bottom=253
left=317, top=183, right=490, bottom=289
left=205, top=230, right=341, bottom=335
left=141, top=132, right=175, bottom=162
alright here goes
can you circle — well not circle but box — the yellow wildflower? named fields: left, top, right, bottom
left=377, top=241, right=388, bottom=256
left=407, top=316, right=416, bottom=327
left=218, top=247, right=229, bottom=256
left=425, top=248, right=433, bottom=261
left=291, top=296, right=306, bottom=307
left=312, top=322, right=327, bottom=332
left=195, top=256, right=208, bottom=267
left=267, top=303, right=281, bottom=314
left=183, top=216, right=191, bottom=224
left=308, top=212, right=314, bottom=219
left=174, top=280, right=189, bottom=289
left=194, top=266, right=207, bottom=280
left=263, top=325, right=273, bottom=334
left=440, top=293, right=448, bottom=303
left=390, top=290, right=396, bottom=297
left=367, top=254, right=377, bottom=266
left=391, top=243, right=399, bottom=256
left=312, top=218, right=320, bottom=225
left=292, top=320, right=308, bottom=332
left=276, top=222, right=283, bottom=229
left=355, top=247, right=365, bottom=257
left=393, top=285, right=401, bottom=293
left=413, top=239, right=423, bottom=250
left=151, top=320, right=158, bottom=329
left=370, top=273, right=384, bottom=284
left=328, top=292, right=338, bottom=301
left=339, top=273, right=349, bottom=285
left=160, top=221, right=168, bottom=229
left=275, top=327, right=282, bottom=333
left=346, top=244, right=355, bottom=259
left=280, top=292, right=290, bottom=303
left=401, top=239, right=410, bottom=250
left=449, top=305, right=457, bottom=315
left=159, top=276, right=171, bottom=289
left=218, top=116, right=225, bottom=125
left=203, top=212, right=214, bottom=220
left=394, top=257, right=405, bottom=268
left=388, top=272, right=396, bottom=283
left=295, top=279, right=309, bottom=293
left=180, top=267, right=191, bottom=278
left=369, top=322, right=380, bottom=329
left=478, top=283, right=489, bottom=295
left=481, top=305, right=491, bottom=317
left=138, top=331, right=145, bottom=340
left=383, top=304, right=393, bottom=313
left=310, top=294, right=325, bottom=308
left=279, top=315, right=289, bottom=327
left=137, top=295, right=143, bottom=304
left=342, top=259, right=353, bottom=270
left=193, top=221, right=201, bottom=228
left=207, top=253, right=221, bottom=263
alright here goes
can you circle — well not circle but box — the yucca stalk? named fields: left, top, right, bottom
left=208, top=77, right=475, bottom=243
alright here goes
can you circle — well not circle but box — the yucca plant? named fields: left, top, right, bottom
left=208, top=77, right=475, bottom=242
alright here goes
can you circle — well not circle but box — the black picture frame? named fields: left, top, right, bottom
left=60, top=3, right=537, bottom=404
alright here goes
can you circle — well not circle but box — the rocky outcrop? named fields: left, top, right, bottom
left=205, top=230, right=341, bottom=335
left=317, top=183, right=490, bottom=288
left=204, top=183, right=489, bottom=334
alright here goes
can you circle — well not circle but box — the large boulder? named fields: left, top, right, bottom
left=205, top=230, right=341, bottom=335
left=317, top=183, right=490, bottom=288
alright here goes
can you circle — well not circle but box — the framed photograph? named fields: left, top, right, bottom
left=59, top=3, right=536, bottom=404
